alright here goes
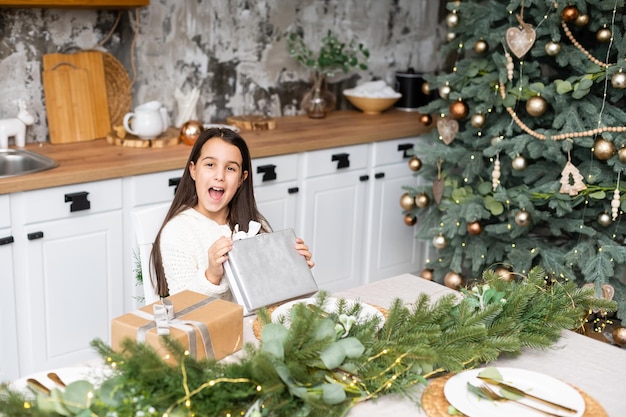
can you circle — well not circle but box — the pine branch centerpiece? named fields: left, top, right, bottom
left=0, top=267, right=614, bottom=417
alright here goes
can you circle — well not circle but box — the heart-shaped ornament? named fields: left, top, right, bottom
left=437, top=117, right=459, bottom=145
left=506, top=25, right=536, bottom=58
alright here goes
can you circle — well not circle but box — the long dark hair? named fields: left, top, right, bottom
left=150, top=128, right=268, bottom=296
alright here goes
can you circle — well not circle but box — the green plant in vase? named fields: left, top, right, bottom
left=287, top=29, right=369, bottom=118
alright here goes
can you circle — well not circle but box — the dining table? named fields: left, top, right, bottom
left=238, top=273, right=626, bottom=417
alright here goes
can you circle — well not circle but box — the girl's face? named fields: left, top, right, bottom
left=189, top=137, right=248, bottom=224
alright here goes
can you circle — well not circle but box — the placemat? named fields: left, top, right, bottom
left=253, top=303, right=388, bottom=340
left=421, top=372, right=607, bottom=417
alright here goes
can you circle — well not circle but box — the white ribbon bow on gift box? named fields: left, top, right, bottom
left=232, top=221, right=262, bottom=240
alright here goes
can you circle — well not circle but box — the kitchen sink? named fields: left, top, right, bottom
left=0, top=148, right=58, bottom=178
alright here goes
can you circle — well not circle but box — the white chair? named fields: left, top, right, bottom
left=133, top=204, right=170, bottom=304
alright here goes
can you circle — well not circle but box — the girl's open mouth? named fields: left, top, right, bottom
left=209, top=187, right=224, bottom=200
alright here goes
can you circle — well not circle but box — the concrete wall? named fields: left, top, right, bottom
left=0, top=0, right=443, bottom=143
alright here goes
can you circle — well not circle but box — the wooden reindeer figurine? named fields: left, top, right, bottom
left=0, top=99, right=35, bottom=148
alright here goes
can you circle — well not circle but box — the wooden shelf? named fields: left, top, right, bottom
left=0, top=0, right=148, bottom=8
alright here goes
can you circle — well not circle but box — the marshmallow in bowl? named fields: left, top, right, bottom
left=343, top=80, right=401, bottom=98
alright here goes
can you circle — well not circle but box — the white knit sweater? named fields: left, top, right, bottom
left=160, top=208, right=234, bottom=301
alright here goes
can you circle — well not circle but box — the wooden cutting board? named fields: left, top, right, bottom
left=42, top=51, right=111, bottom=144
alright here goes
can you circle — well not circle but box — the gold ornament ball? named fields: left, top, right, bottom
left=512, top=155, right=527, bottom=171
left=421, top=268, right=434, bottom=281
left=473, top=39, right=489, bottom=54
left=593, top=137, right=616, bottom=160
left=419, top=113, right=433, bottom=126
left=596, top=27, right=612, bottom=43
left=400, top=192, right=416, bottom=210
left=408, top=156, right=423, bottom=172
left=544, top=41, right=561, bottom=56
left=612, top=327, right=626, bottom=346
left=432, top=234, right=447, bottom=249
left=618, top=147, right=626, bottom=163
left=490, top=136, right=503, bottom=146
left=515, top=210, right=531, bottom=227
left=611, top=71, right=626, bottom=89
left=494, top=267, right=514, bottom=282
left=438, top=84, right=451, bottom=99
left=561, top=5, right=579, bottom=22
left=421, top=81, right=431, bottom=96
left=597, top=212, right=612, bottom=227
left=444, top=271, right=465, bottom=290
left=450, top=99, right=469, bottom=120
left=467, top=221, right=483, bottom=236
left=526, top=96, right=548, bottom=117
left=404, top=214, right=417, bottom=226
left=415, top=192, right=431, bottom=208
left=180, top=120, right=205, bottom=146
left=445, top=12, right=459, bottom=28
left=470, top=113, right=486, bottom=128
left=575, top=13, right=590, bottom=27
left=446, top=32, right=456, bottom=42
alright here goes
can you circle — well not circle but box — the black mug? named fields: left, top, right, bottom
left=395, top=68, right=430, bottom=111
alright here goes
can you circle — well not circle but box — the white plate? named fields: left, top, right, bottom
left=203, top=123, right=240, bottom=132
left=10, top=366, right=111, bottom=396
left=271, top=297, right=385, bottom=328
left=444, top=367, right=585, bottom=417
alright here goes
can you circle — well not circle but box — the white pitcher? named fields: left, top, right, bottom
left=123, top=101, right=170, bottom=139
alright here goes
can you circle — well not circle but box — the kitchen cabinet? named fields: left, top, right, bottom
left=10, top=179, right=124, bottom=376
left=364, top=138, right=426, bottom=282
left=252, top=154, right=300, bottom=232
left=0, top=195, right=20, bottom=381
left=300, top=144, right=370, bottom=292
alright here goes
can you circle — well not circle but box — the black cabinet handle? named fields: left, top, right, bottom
left=398, top=143, right=414, bottom=158
left=28, top=231, right=44, bottom=240
left=332, top=153, right=350, bottom=169
left=257, top=164, right=277, bottom=182
left=359, top=175, right=369, bottom=182
left=375, top=172, right=385, bottom=179
left=0, top=236, right=14, bottom=245
left=64, top=191, right=90, bottom=212
left=168, top=177, right=181, bottom=194
left=288, top=187, right=299, bottom=194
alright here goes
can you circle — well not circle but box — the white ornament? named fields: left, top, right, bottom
left=612, top=188, right=621, bottom=220
left=492, top=158, right=501, bottom=191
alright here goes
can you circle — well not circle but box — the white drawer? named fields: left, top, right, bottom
left=129, top=169, right=183, bottom=207
left=304, top=144, right=369, bottom=178
left=252, top=154, right=299, bottom=186
left=371, top=137, right=420, bottom=167
left=21, top=179, right=122, bottom=224
left=0, top=195, right=10, bottom=229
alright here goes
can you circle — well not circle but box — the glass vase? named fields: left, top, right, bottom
left=301, top=71, right=336, bottom=119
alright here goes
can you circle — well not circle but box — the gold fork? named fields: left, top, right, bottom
left=477, top=383, right=567, bottom=417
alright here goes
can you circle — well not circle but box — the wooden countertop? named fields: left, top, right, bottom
left=0, top=110, right=428, bottom=194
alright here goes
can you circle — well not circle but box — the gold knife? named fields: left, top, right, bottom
left=477, top=376, right=578, bottom=414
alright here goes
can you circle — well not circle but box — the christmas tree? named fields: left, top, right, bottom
left=405, top=0, right=626, bottom=320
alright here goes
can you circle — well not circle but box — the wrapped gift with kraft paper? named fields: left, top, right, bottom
left=111, top=290, right=243, bottom=362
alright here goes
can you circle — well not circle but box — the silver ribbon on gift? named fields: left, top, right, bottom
left=131, top=297, right=216, bottom=359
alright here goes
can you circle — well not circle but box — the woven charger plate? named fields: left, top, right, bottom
left=101, top=51, right=132, bottom=128
left=253, top=303, right=388, bottom=340
left=421, top=372, right=607, bottom=417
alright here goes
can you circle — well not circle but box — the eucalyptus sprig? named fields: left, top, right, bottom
left=287, top=29, right=369, bottom=77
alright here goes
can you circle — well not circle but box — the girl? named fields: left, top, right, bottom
left=150, top=128, right=313, bottom=300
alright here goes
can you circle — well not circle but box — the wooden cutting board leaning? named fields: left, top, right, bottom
left=42, top=51, right=111, bottom=144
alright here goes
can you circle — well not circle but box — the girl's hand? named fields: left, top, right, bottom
left=206, top=236, right=233, bottom=284
left=295, top=237, right=314, bottom=268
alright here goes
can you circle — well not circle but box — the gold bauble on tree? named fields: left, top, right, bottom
left=438, top=84, right=451, bottom=99
left=618, top=147, right=626, bottom=163
left=473, top=39, right=489, bottom=54
left=419, top=113, right=433, bottom=126
left=467, top=220, right=483, bottom=236
left=432, top=233, right=447, bottom=249
left=544, top=41, right=561, bottom=56
left=444, top=271, right=465, bottom=290
left=179, top=120, right=205, bottom=146
left=400, top=192, right=416, bottom=210
left=470, top=113, right=486, bottom=128
left=561, top=5, right=579, bottom=22
left=404, top=214, right=417, bottom=226
left=597, top=212, right=612, bottom=227
left=593, top=136, right=616, bottom=160
left=526, top=95, right=548, bottom=117
left=611, top=71, right=626, bottom=89
left=511, top=155, right=527, bottom=171
left=414, top=192, right=431, bottom=208
left=612, top=326, right=626, bottom=346
left=420, top=268, right=434, bottom=281
left=445, top=11, right=459, bottom=28
left=596, top=26, right=612, bottom=43
left=575, top=13, right=589, bottom=27
left=450, top=99, right=469, bottom=120
left=408, top=156, right=423, bottom=171
left=494, top=267, right=514, bottom=282
left=515, top=209, right=531, bottom=227
left=421, top=81, right=431, bottom=95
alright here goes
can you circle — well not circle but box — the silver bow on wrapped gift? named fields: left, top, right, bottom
left=232, top=220, right=262, bottom=241
left=131, top=298, right=217, bottom=358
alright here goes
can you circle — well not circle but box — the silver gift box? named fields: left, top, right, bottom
left=224, top=228, right=318, bottom=315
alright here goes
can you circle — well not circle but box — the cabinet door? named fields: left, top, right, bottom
left=365, top=163, right=425, bottom=282
left=301, top=170, right=368, bottom=292
left=16, top=211, right=123, bottom=375
left=255, top=183, right=299, bottom=232
left=0, top=227, right=20, bottom=381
